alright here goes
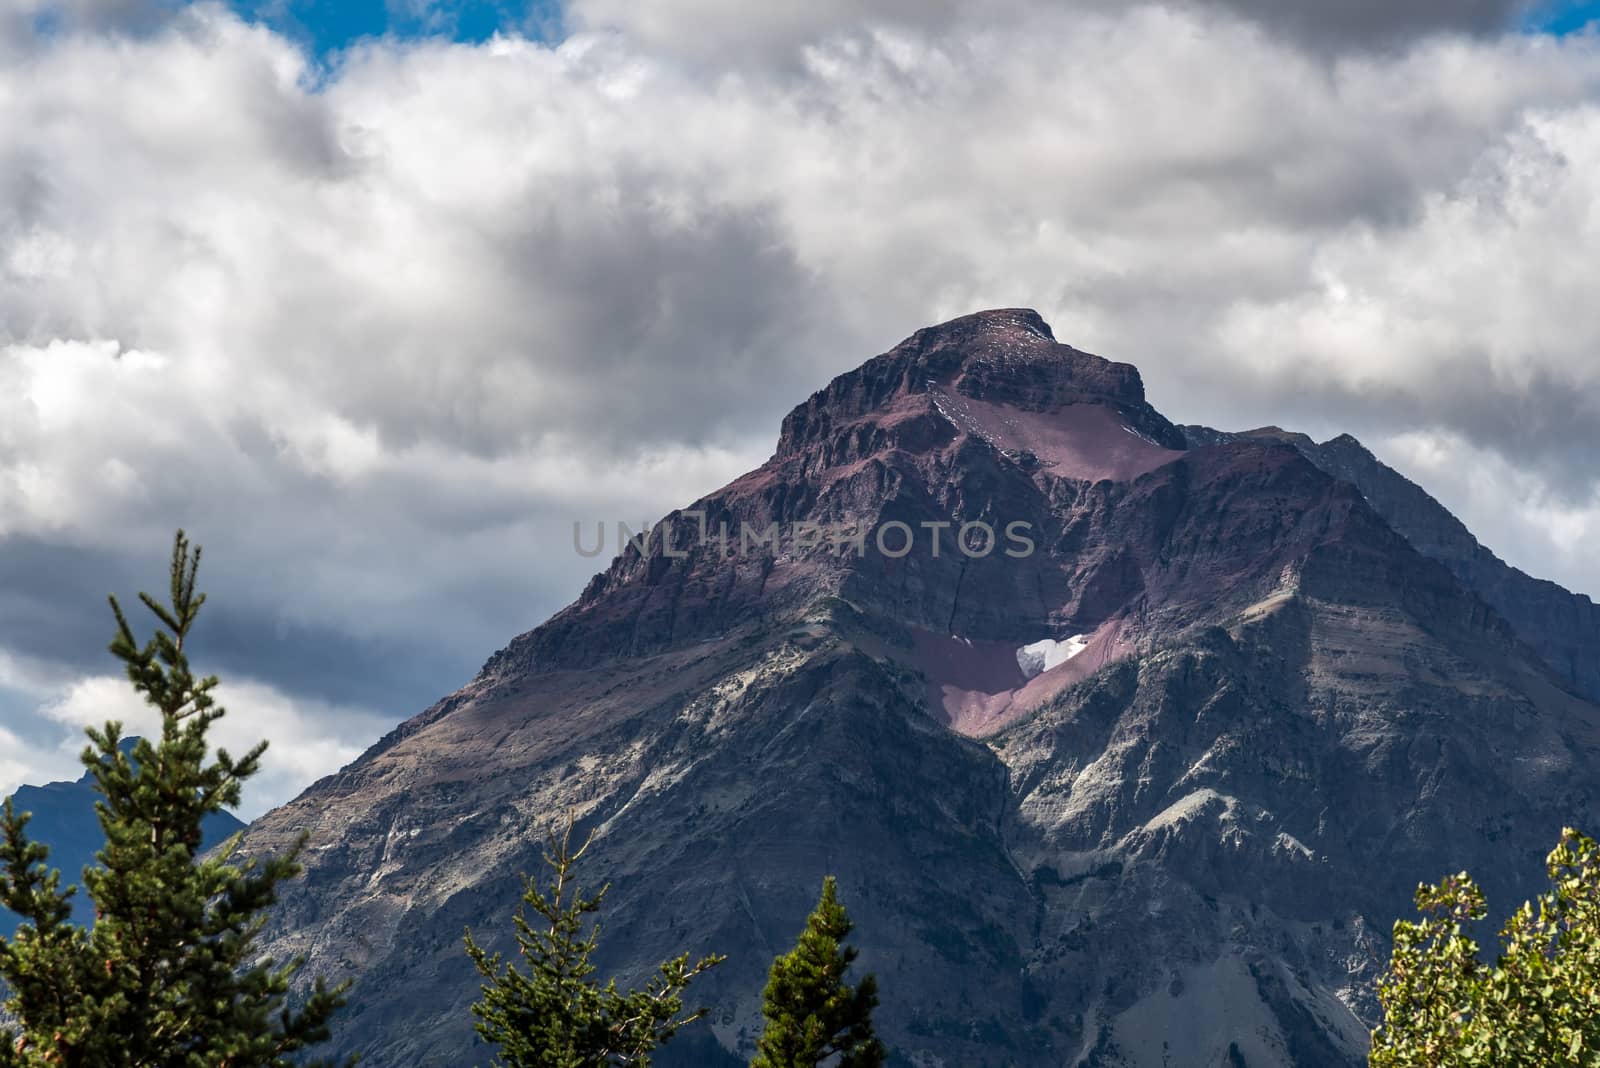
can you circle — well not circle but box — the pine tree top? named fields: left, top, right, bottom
left=753, top=876, right=886, bottom=1068
left=0, top=531, right=351, bottom=1068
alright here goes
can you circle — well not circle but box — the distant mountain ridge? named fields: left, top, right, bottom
left=1180, top=424, right=1600, bottom=705
left=235, top=310, right=1600, bottom=1067
left=1, top=739, right=246, bottom=936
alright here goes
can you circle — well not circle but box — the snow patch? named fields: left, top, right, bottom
left=1120, top=423, right=1162, bottom=448
left=1016, top=635, right=1089, bottom=679
left=929, top=387, right=998, bottom=448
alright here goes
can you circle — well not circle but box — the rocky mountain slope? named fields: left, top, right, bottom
left=237, top=310, right=1600, bottom=1067
left=1180, top=424, right=1600, bottom=705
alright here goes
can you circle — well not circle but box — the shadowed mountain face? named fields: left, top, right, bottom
left=238, top=310, right=1600, bottom=1067
left=1181, top=424, right=1600, bottom=707
left=1, top=740, right=246, bottom=936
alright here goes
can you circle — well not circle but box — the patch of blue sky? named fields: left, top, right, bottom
left=23, top=0, right=562, bottom=61
left=231, top=0, right=563, bottom=58
left=1525, top=0, right=1600, bottom=34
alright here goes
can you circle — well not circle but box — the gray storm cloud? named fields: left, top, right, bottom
left=566, top=0, right=1540, bottom=60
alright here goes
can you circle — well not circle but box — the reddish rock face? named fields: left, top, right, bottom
left=509, top=307, right=1195, bottom=683
left=241, top=310, right=1600, bottom=1068
left=502, top=308, right=1511, bottom=736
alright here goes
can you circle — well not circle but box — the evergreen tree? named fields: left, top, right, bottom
left=751, top=876, right=885, bottom=1068
left=464, top=814, right=723, bottom=1067
left=0, top=531, right=350, bottom=1067
left=1370, top=827, right=1600, bottom=1067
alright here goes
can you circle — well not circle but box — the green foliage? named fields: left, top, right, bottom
left=464, top=815, right=723, bottom=1067
left=752, top=876, right=885, bottom=1068
left=0, top=531, right=350, bottom=1067
left=1371, top=827, right=1600, bottom=1067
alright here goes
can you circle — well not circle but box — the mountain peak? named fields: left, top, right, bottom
left=775, top=309, right=1186, bottom=465
left=240, top=310, right=1600, bottom=1068
left=1321, top=431, right=1371, bottom=453
left=905, top=306, right=1058, bottom=349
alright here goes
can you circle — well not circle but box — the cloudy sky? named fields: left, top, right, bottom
left=3, top=0, right=1600, bottom=814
